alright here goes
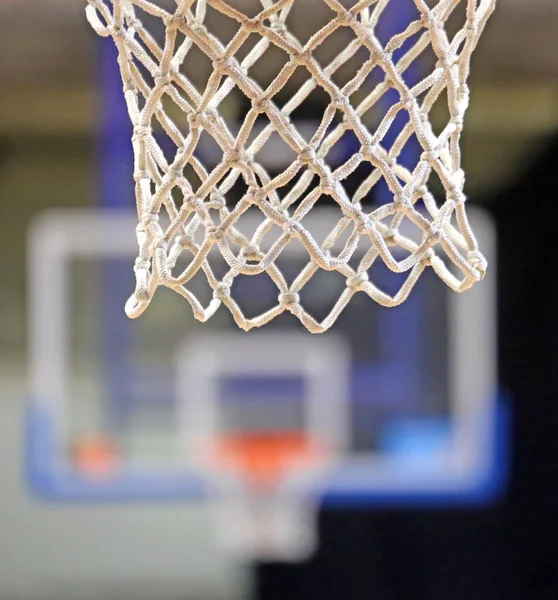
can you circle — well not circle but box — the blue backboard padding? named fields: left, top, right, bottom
left=378, top=417, right=453, bottom=459
left=25, top=405, right=206, bottom=503
left=322, top=394, right=511, bottom=508
left=25, top=395, right=509, bottom=507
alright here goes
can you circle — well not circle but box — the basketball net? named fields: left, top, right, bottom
left=201, top=431, right=329, bottom=561
left=86, top=0, right=496, bottom=332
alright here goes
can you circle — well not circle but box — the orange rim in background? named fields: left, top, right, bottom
left=209, top=431, right=325, bottom=490
left=71, top=436, right=119, bottom=478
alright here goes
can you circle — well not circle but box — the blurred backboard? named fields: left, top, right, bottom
left=26, top=206, right=505, bottom=508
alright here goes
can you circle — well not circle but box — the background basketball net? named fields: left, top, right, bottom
left=86, top=0, right=496, bottom=332
left=203, top=431, right=328, bottom=560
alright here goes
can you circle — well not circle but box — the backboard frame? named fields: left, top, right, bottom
left=25, top=205, right=507, bottom=507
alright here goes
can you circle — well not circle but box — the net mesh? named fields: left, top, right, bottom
left=86, top=0, right=496, bottom=333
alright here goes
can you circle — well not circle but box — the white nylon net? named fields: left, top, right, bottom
left=86, top=0, right=495, bottom=333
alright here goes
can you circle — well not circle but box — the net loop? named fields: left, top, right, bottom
left=87, top=0, right=496, bottom=331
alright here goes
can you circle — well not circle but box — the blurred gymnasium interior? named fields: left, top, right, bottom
left=1, top=1, right=558, bottom=599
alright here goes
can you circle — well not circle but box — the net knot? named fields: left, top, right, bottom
left=214, top=57, right=234, bottom=74
left=134, top=126, right=152, bottom=140
left=458, top=84, right=470, bottom=107
left=133, top=171, right=148, bottom=183
left=360, top=144, right=381, bottom=163
left=421, top=13, right=444, bottom=31
left=142, top=213, right=159, bottom=227
left=427, top=226, right=443, bottom=243
left=415, top=185, right=429, bottom=198
left=383, top=228, right=399, bottom=245
left=292, top=48, right=311, bottom=67
left=226, top=150, right=254, bottom=168
left=341, top=112, right=353, bottom=129
left=241, top=245, right=261, bottom=260
left=163, top=14, right=184, bottom=29
left=214, top=283, right=231, bottom=301
left=155, top=73, right=172, bottom=87
left=210, top=192, right=226, bottom=209
left=188, top=196, right=206, bottom=214
left=421, top=149, right=439, bottom=164
left=176, top=234, right=194, bottom=248
left=336, top=11, right=356, bottom=27
left=467, top=251, right=488, bottom=278
left=466, top=23, right=479, bottom=36
left=402, top=97, right=415, bottom=112
left=283, top=220, right=303, bottom=239
left=448, top=188, right=466, bottom=204
left=298, top=147, right=317, bottom=165
left=167, top=161, right=183, bottom=177
left=206, top=226, right=225, bottom=243
left=333, top=94, right=350, bottom=112
left=190, top=20, right=207, bottom=35
left=126, top=17, right=142, bottom=32
left=187, top=111, right=206, bottom=130
left=245, top=18, right=262, bottom=34
left=134, top=257, right=150, bottom=273
left=394, top=194, right=412, bottom=210
left=346, top=272, right=369, bottom=290
left=450, top=116, right=464, bottom=132
left=122, top=80, right=137, bottom=94
left=356, top=215, right=371, bottom=235
left=133, top=287, right=150, bottom=303
left=270, top=20, right=287, bottom=35
left=279, top=292, right=300, bottom=307
left=248, top=188, right=266, bottom=204
left=422, top=248, right=436, bottom=267
left=112, top=26, right=127, bottom=39
left=437, top=56, right=459, bottom=70
left=320, top=175, right=338, bottom=196
left=252, top=97, right=272, bottom=114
